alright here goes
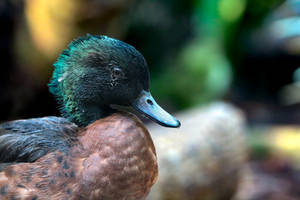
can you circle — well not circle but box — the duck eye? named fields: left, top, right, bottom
left=112, top=67, right=123, bottom=79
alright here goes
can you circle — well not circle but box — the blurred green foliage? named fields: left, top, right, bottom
left=125, top=0, right=285, bottom=110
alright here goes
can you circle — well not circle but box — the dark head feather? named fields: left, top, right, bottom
left=48, top=34, right=149, bottom=126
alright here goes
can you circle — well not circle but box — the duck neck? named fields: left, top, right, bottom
left=62, top=100, right=116, bottom=127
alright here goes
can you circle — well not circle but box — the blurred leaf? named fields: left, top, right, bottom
left=218, top=0, right=246, bottom=22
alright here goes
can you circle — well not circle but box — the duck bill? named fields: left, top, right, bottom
left=132, top=90, right=181, bottom=128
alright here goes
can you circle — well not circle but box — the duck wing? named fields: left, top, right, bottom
left=0, top=116, right=79, bottom=163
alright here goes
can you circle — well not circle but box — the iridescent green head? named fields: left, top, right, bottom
left=49, top=35, right=180, bottom=128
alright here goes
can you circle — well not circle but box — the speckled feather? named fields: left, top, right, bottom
left=0, top=112, right=158, bottom=200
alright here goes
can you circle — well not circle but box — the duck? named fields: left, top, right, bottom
left=0, top=35, right=180, bottom=200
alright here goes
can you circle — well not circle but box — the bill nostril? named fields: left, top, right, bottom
left=146, top=99, right=154, bottom=105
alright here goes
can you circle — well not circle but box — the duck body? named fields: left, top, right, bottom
left=0, top=35, right=179, bottom=199
left=0, top=112, right=157, bottom=200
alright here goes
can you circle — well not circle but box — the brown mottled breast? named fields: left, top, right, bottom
left=0, top=112, right=158, bottom=200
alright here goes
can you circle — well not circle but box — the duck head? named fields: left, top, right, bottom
left=49, top=35, right=180, bottom=128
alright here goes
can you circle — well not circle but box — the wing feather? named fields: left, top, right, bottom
left=0, top=116, right=79, bottom=163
